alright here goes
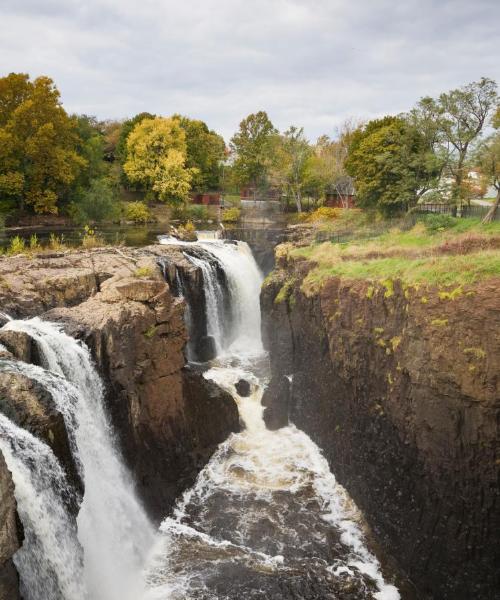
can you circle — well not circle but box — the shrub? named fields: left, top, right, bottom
left=48, top=233, right=66, bottom=251
left=188, top=204, right=209, bottom=220
left=81, top=226, right=105, bottom=249
left=125, top=201, right=151, bottom=224
left=7, top=236, right=26, bottom=255
left=134, top=266, right=154, bottom=278
left=71, top=178, right=121, bottom=224
left=419, top=213, right=458, bottom=232
left=221, top=207, right=241, bottom=223
left=29, top=234, right=41, bottom=252
left=307, top=207, right=340, bottom=222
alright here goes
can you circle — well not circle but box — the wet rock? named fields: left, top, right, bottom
left=262, top=375, right=290, bottom=430
left=43, top=255, right=240, bottom=521
left=0, top=371, right=82, bottom=504
left=235, top=378, right=251, bottom=397
left=198, top=336, right=217, bottom=362
left=0, top=330, right=40, bottom=364
left=0, top=451, right=22, bottom=600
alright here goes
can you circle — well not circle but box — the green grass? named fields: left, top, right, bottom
left=302, top=251, right=500, bottom=290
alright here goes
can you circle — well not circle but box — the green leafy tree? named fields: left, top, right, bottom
left=70, top=177, right=120, bottom=224
left=271, top=126, right=312, bottom=212
left=417, top=78, right=498, bottom=203
left=345, top=116, right=440, bottom=214
left=0, top=73, right=85, bottom=214
left=124, top=117, right=194, bottom=204
left=476, top=120, right=500, bottom=222
left=173, top=115, right=226, bottom=190
left=230, top=111, right=277, bottom=192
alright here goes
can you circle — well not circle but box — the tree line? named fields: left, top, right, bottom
left=228, top=78, right=499, bottom=220
left=0, top=72, right=498, bottom=222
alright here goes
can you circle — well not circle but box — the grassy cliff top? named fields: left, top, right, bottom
left=287, top=210, right=500, bottom=291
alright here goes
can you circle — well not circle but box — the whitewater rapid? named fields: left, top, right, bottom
left=147, top=238, right=400, bottom=600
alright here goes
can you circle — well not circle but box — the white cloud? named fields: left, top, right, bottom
left=0, top=0, right=498, bottom=140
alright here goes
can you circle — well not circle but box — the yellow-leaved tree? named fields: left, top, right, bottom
left=0, top=73, right=86, bottom=214
left=124, top=117, right=196, bottom=204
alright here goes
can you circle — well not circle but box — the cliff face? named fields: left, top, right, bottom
left=45, top=253, right=240, bottom=519
left=262, top=260, right=500, bottom=599
left=0, top=452, right=21, bottom=600
left=0, top=244, right=240, bottom=597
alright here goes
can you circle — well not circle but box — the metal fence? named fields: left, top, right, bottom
left=415, top=203, right=499, bottom=221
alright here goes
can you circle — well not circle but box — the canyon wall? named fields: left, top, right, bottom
left=261, top=256, right=500, bottom=599
left=0, top=246, right=240, bottom=596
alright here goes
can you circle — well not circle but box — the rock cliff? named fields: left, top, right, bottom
left=0, top=452, right=21, bottom=600
left=0, top=246, right=240, bottom=595
left=261, top=253, right=500, bottom=599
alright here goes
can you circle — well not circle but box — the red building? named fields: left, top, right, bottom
left=191, top=192, right=221, bottom=206
left=324, top=177, right=356, bottom=208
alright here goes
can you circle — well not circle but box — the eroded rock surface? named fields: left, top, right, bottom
left=261, top=264, right=500, bottom=599
left=0, top=452, right=22, bottom=600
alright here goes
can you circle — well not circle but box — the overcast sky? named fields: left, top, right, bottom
left=1, top=0, right=498, bottom=141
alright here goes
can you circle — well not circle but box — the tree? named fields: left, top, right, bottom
left=230, top=111, right=277, bottom=192
left=0, top=73, right=85, bottom=213
left=116, top=112, right=156, bottom=187
left=417, top=78, right=498, bottom=203
left=345, top=116, right=441, bottom=214
left=476, top=117, right=500, bottom=223
left=172, top=115, right=226, bottom=191
left=309, top=134, right=353, bottom=207
left=271, top=126, right=312, bottom=212
left=123, top=117, right=194, bottom=204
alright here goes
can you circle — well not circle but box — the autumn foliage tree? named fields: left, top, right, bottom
left=124, top=117, right=195, bottom=204
left=0, top=73, right=85, bottom=214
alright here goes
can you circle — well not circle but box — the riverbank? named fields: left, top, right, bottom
left=261, top=212, right=500, bottom=598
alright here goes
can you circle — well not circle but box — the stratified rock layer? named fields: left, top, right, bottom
left=261, top=265, right=500, bottom=599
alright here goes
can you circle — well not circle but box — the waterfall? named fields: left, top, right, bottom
left=159, top=238, right=264, bottom=358
left=184, top=253, right=226, bottom=355
left=0, top=413, right=86, bottom=600
left=147, top=237, right=399, bottom=600
left=1, top=318, right=154, bottom=600
left=200, top=240, right=263, bottom=355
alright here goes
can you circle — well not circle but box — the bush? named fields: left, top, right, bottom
left=188, top=204, right=209, bottom=220
left=71, top=178, right=121, bottom=224
left=419, top=213, right=458, bottom=232
left=48, top=233, right=66, bottom=251
left=125, top=201, right=151, bottom=224
left=6, top=236, right=26, bottom=255
left=81, top=226, right=105, bottom=249
left=221, top=207, right=241, bottom=223
left=306, top=207, right=340, bottom=222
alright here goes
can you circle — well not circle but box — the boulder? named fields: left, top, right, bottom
left=235, top=378, right=251, bottom=397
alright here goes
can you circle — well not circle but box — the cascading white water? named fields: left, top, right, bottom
left=0, top=413, right=86, bottom=600
left=199, top=241, right=263, bottom=355
left=1, top=318, right=155, bottom=600
left=159, top=237, right=264, bottom=356
left=147, top=237, right=399, bottom=600
left=184, top=253, right=226, bottom=354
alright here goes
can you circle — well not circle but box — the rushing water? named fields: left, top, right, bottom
left=148, top=239, right=400, bottom=600
left=0, top=237, right=400, bottom=599
left=0, top=319, right=154, bottom=600
left=0, top=414, right=85, bottom=600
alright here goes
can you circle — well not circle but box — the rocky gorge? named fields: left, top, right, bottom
left=261, top=239, right=500, bottom=599
left=0, top=245, right=241, bottom=598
